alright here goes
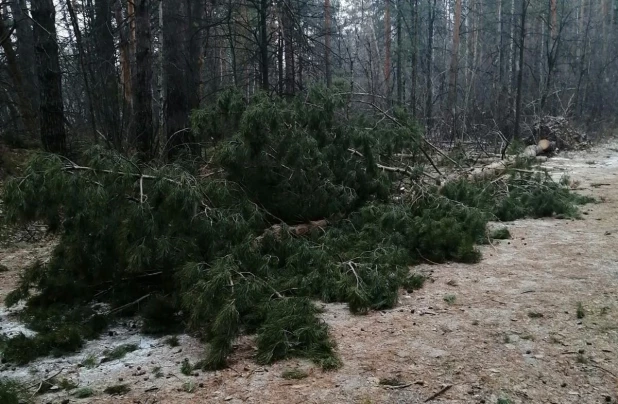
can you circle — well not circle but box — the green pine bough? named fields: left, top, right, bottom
left=0, top=87, right=593, bottom=369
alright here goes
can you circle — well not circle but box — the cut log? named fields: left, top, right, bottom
left=467, top=140, right=553, bottom=181
left=538, top=139, right=552, bottom=152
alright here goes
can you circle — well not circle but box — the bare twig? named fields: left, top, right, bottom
left=424, top=384, right=453, bottom=402
left=106, top=294, right=151, bottom=316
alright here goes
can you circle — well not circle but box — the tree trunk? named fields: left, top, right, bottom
left=512, top=0, right=528, bottom=151
left=550, top=0, right=557, bottom=40
left=425, top=0, right=436, bottom=133
left=396, top=0, right=403, bottom=104
left=133, top=0, right=154, bottom=158
left=115, top=0, right=133, bottom=116
left=410, top=0, right=419, bottom=114
left=283, top=3, right=295, bottom=95
left=325, top=0, right=332, bottom=88
left=384, top=0, right=392, bottom=99
left=94, top=0, right=121, bottom=148
left=447, top=0, right=463, bottom=132
left=259, top=0, right=269, bottom=90
left=66, top=0, right=98, bottom=141
left=8, top=0, right=37, bottom=113
left=163, top=0, right=188, bottom=158
left=0, top=11, right=37, bottom=137
left=31, top=0, right=66, bottom=154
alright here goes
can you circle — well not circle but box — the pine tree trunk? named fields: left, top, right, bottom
left=447, top=0, right=463, bottom=125
left=410, top=0, right=419, bottom=114
left=259, top=0, right=269, bottom=90
left=512, top=0, right=528, bottom=147
left=325, top=0, right=332, bottom=88
left=396, top=0, right=403, bottom=104
left=31, top=0, right=66, bottom=154
left=0, top=12, right=37, bottom=137
left=95, top=0, right=121, bottom=148
left=66, top=0, right=98, bottom=142
left=425, top=0, right=436, bottom=134
left=283, top=5, right=295, bottom=95
left=384, top=0, right=392, bottom=100
left=8, top=0, right=37, bottom=113
left=163, top=0, right=188, bottom=157
left=133, top=0, right=154, bottom=158
left=115, top=0, right=133, bottom=118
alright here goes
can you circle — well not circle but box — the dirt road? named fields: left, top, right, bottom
left=1, top=144, right=617, bottom=404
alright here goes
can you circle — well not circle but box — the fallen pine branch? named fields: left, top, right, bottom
left=347, top=148, right=439, bottom=181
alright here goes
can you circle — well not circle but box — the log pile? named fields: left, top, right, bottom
left=531, top=116, right=589, bottom=150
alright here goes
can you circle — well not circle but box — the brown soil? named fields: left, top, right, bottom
left=1, top=144, right=618, bottom=404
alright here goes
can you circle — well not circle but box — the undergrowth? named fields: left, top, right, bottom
left=0, top=87, right=593, bottom=370
left=0, top=379, right=27, bottom=404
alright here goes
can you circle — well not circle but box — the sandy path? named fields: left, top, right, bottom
left=2, top=144, right=618, bottom=404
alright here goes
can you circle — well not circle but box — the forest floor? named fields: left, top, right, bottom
left=1, top=142, right=618, bottom=404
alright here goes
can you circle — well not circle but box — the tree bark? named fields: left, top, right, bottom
left=384, top=0, right=392, bottom=99
left=94, top=0, right=121, bottom=148
left=115, top=0, right=133, bottom=115
left=31, top=0, right=67, bottom=154
left=66, top=0, right=98, bottom=142
left=410, top=0, right=419, bottom=114
left=283, top=2, right=295, bottom=95
left=512, top=0, right=529, bottom=152
left=325, top=0, right=332, bottom=88
left=550, top=0, right=557, bottom=40
left=447, top=0, right=463, bottom=132
left=133, top=0, right=154, bottom=158
left=0, top=11, right=37, bottom=137
left=425, top=0, right=436, bottom=133
left=8, top=0, right=37, bottom=112
left=396, top=0, right=403, bottom=104
left=259, top=0, right=269, bottom=90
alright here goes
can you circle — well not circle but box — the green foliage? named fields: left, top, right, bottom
left=102, top=344, right=138, bottom=361
left=255, top=298, right=339, bottom=370
left=1, top=88, right=594, bottom=370
left=490, top=227, right=511, bottom=240
left=443, top=294, right=456, bottom=305
left=82, top=354, right=97, bottom=369
left=152, top=366, right=163, bottom=378
left=577, top=302, right=586, bottom=319
left=0, top=379, right=26, bottom=404
left=281, top=369, right=309, bottom=380
left=58, top=378, right=78, bottom=391
left=166, top=335, right=180, bottom=347
left=210, top=87, right=416, bottom=223
left=506, top=137, right=526, bottom=155
left=497, top=398, right=513, bottom=404
left=73, top=387, right=94, bottom=398
left=440, top=172, right=593, bottom=222
left=401, top=274, right=426, bottom=293
left=1, top=327, right=83, bottom=365
left=180, top=358, right=193, bottom=375
left=141, top=294, right=183, bottom=335
left=103, top=384, right=130, bottom=395
left=182, top=381, right=196, bottom=393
